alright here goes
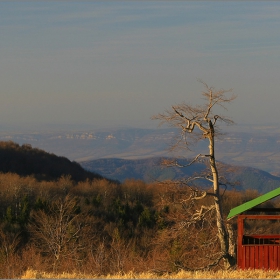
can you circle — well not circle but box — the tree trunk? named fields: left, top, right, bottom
left=208, top=121, right=234, bottom=268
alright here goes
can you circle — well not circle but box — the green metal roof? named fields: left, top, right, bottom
left=227, top=187, right=280, bottom=220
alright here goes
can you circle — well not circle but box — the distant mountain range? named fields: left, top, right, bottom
left=80, top=157, right=280, bottom=193
left=1, top=124, right=280, bottom=181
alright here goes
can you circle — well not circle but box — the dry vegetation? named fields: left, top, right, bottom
left=21, top=268, right=280, bottom=279
left=0, top=168, right=277, bottom=278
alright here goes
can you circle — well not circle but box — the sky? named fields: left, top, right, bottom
left=0, top=1, right=280, bottom=131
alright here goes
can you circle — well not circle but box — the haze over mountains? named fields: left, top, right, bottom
left=1, top=124, right=280, bottom=174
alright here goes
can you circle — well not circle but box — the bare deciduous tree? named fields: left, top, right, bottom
left=152, top=81, right=236, bottom=269
left=29, top=195, right=84, bottom=271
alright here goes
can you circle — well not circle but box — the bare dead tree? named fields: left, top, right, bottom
left=152, top=81, right=237, bottom=269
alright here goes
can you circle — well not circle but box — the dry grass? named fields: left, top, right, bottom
left=21, top=268, right=280, bottom=279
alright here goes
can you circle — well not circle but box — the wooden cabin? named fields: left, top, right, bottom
left=227, top=187, right=280, bottom=270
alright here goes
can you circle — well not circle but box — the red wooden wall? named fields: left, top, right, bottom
left=239, top=244, right=280, bottom=269
left=237, top=215, right=280, bottom=270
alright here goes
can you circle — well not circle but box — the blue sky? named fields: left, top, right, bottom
left=0, top=1, right=280, bottom=130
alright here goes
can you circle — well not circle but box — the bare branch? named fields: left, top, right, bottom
left=161, top=154, right=203, bottom=168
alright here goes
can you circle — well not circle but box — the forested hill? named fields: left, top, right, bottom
left=0, top=141, right=106, bottom=182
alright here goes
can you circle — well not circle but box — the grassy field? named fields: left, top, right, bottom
left=21, top=268, right=280, bottom=279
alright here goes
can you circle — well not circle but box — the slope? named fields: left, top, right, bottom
left=0, top=141, right=106, bottom=182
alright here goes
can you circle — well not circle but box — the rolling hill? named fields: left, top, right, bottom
left=81, top=157, right=280, bottom=193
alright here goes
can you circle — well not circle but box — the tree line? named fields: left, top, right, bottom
left=0, top=171, right=275, bottom=278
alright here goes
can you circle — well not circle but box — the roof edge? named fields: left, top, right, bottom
left=227, top=187, right=280, bottom=220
